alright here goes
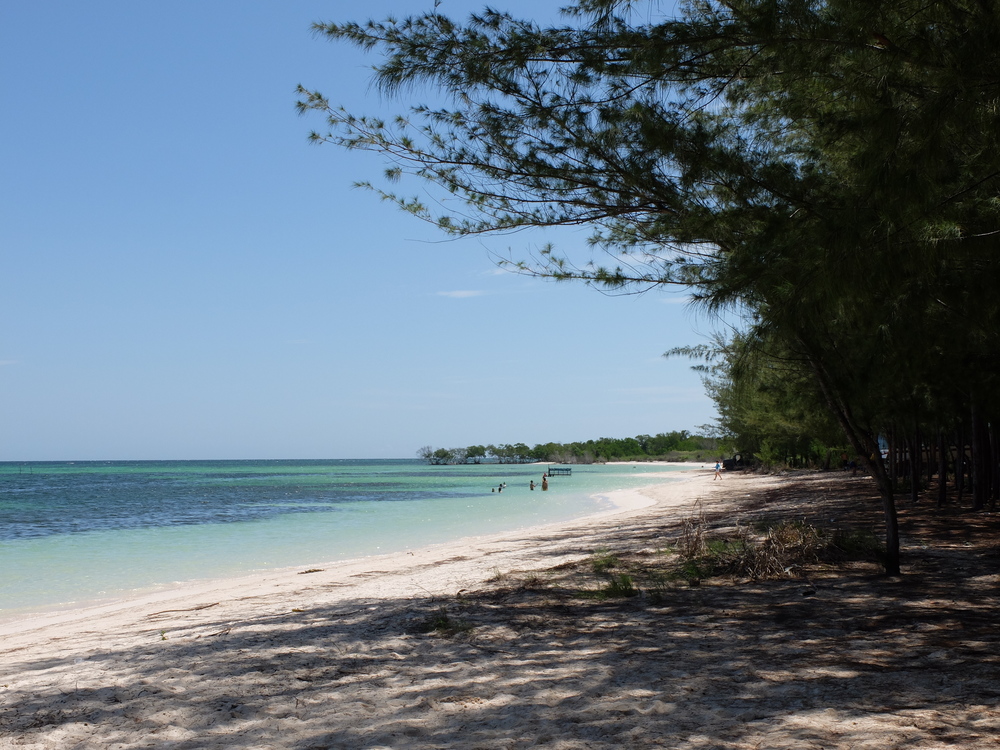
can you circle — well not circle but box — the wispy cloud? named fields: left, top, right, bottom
left=661, top=295, right=694, bottom=305
left=613, top=385, right=700, bottom=397
left=606, top=384, right=710, bottom=405
left=436, top=290, right=485, bottom=298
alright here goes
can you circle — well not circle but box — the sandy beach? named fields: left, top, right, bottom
left=2, top=469, right=998, bottom=749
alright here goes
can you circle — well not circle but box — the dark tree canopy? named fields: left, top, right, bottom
left=299, top=0, right=1000, bottom=575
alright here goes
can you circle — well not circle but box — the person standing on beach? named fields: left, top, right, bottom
left=714, top=461, right=723, bottom=480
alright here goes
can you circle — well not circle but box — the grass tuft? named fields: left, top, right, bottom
left=590, top=548, right=619, bottom=574
left=519, top=573, right=547, bottom=589
left=418, top=608, right=474, bottom=636
left=603, top=573, right=639, bottom=597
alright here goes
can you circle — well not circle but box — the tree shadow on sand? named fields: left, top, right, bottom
left=3, top=474, right=999, bottom=749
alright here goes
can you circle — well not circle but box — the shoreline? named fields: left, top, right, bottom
left=0, top=463, right=705, bottom=627
left=3, top=470, right=998, bottom=749
left=0, top=469, right=708, bottom=640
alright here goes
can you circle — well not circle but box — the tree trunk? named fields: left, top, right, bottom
left=972, top=404, right=987, bottom=511
left=926, top=429, right=934, bottom=490
left=808, top=360, right=901, bottom=575
left=990, top=422, right=999, bottom=512
left=888, top=426, right=898, bottom=491
left=956, top=426, right=966, bottom=505
left=864, top=446, right=901, bottom=575
left=937, top=429, right=948, bottom=507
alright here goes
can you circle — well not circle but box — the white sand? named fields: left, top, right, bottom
left=2, top=470, right=996, bottom=749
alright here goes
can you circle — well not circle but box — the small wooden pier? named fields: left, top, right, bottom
left=546, top=466, right=572, bottom=476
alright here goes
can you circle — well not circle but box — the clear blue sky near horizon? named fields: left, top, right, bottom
left=1, top=0, right=719, bottom=461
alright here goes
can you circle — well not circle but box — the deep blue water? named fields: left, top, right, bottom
left=0, top=459, right=475, bottom=540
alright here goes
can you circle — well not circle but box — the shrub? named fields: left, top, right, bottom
left=675, top=519, right=853, bottom=580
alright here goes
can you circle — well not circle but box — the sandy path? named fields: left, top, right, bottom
left=2, top=470, right=997, bottom=749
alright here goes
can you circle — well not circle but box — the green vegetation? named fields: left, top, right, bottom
left=590, top=548, right=619, bottom=574
left=579, top=549, right=639, bottom=599
left=417, top=431, right=718, bottom=465
left=486, top=567, right=507, bottom=583
left=418, top=608, right=474, bottom=637
left=604, top=574, right=639, bottom=598
left=301, top=0, right=1000, bottom=574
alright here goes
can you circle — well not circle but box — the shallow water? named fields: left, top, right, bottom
left=0, top=459, right=693, bottom=617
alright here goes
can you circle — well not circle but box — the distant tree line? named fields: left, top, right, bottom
left=417, top=432, right=716, bottom=465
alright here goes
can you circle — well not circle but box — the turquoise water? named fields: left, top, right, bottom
left=0, top=459, right=692, bottom=618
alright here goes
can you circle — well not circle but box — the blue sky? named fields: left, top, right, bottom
left=1, top=0, right=718, bottom=460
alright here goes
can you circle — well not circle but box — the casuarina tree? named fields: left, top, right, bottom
left=299, top=0, right=1000, bottom=575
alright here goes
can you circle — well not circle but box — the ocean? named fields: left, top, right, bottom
left=0, top=459, right=693, bottom=619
